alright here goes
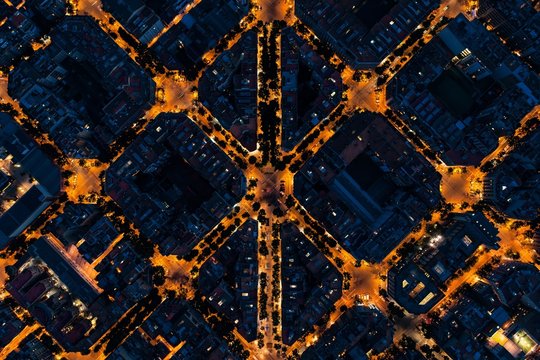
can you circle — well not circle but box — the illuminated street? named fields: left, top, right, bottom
left=0, top=0, right=539, bottom=359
